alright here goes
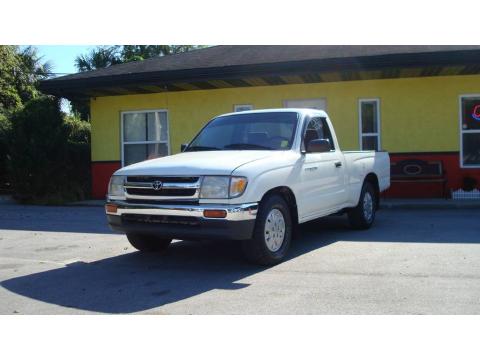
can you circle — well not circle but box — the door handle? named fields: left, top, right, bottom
left=335, top=161, right=342, bottom=168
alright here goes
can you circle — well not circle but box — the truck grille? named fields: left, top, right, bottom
left=124, top=176, right=201, bottom=200
left=127, top=176, right=199, bottom=183
left=126, top=188, right=197, bottom=197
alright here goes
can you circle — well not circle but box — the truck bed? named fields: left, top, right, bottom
left=343, top=150, right=390, bottom=205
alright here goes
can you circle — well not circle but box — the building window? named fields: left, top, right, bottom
left=359, top=99, right=381, bottom=151
left=460, top=95, right=480, bottom=167
left=121, top=110, right=169, bottom=166
left=234, top=104, right=253, bottom=112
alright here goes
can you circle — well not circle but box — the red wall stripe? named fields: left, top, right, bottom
left=91, top=153, right=480, bottom=199
left=91, top=162, right=121, bottom=199
left=386, top=153, right=480, bottom=198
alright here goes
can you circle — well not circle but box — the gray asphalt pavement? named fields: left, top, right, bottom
left=0, top=204, right=479, bottom=314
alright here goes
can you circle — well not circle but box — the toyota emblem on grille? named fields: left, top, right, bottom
left=152, top=180, right=163, bottom=191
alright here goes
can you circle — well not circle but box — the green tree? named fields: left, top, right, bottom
left=0, top=112, right=12, bottom=193
left=69, top=98, right=91, bottom=122
left=0, top=46, right=22, bottom=111
left=121, top=45, right=171, bottom=62
left=0, top=45, right=52, bottom=114
left=74, top=46, right=122, bottom=72
left=15, top=46, right=53, bottom=104
left=8, top=96, right=91, bottom=204
left=0, top=45, right=52, bottom=193
left=75, top=45, right=203, bottom=72
left=121, top=45, right=200, bottom=62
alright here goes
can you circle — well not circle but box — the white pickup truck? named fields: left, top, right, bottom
left=106, top=109, right=390, bottom=265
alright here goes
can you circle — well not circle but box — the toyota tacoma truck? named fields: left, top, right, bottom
left=106, top=109, right=390, bottom=265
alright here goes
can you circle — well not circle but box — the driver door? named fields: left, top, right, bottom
left=299, top=117, right=347, bottom=217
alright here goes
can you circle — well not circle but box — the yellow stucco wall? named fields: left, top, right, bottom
left=90, top=74, right=480, bottom=161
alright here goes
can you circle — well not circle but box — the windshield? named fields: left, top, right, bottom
left=185, top=112, right=298, bottom=151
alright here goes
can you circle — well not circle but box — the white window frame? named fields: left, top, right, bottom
left=120, top=109, right=170, bottom=166
left=283, top=98, right=327, bottom=110
left=358, top=98, right=381, bottom=151
left=459, top=94, right=480, bottom=168
left=234, top=104, right=253, bottom=112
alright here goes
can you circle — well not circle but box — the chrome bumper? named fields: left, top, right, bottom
left=106, top=201, right=258, bottom=221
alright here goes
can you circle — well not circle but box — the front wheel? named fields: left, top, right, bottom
left=242, top=194, right=293, bottom=266
left=348, top=182, right=377, bottom=230
left=126, top=234, right=172, bottom=252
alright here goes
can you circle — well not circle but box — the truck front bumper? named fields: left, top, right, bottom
left=106, top=201, right=258, bottom=241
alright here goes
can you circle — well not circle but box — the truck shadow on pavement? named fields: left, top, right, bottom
left=2, top=209, right=480, bottom=314
left=0, top=205, right=113, bottom=234
left=0, top=218, right=347, bottom=314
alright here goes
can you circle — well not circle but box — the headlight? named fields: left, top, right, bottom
left=200, top=176, right=229, bottom=199
left=108, top=175, right=126, bottom=198
left=200, top=176, right=248, bottom=199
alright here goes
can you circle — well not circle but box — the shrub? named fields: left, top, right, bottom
left=64, top=114, right=91, bottom=143
left=0, top=112, right=12, bottom=193
left=64, top=115, right=91, bottom=201
left=462, top=176, right=477, bottom=192
left=8, top=96, right=91, bottom=204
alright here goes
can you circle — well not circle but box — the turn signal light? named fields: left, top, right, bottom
left=203, top=209, right=227, bottom=218
left=229, top=177, right=248, bottom=198
left=105, top=203, right=118, bottom=214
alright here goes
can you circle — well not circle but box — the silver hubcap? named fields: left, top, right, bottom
left=363, top=192, right=374, bottom=222
left=264, top=208, right=286, bottom=252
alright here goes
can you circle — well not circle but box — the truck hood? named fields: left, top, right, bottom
left=115, top=150, right=276, bottom=176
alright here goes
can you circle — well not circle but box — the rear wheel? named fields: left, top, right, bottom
left=242, top=194, right=292, bottom=266
left=126, top=234, right=172, bottom=252
left=348, top=182, right=377, bottom=230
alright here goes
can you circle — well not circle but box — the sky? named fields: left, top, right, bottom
left=33, top=46, right=94, bottom=112
left=35, top=45, right=94, bottom=76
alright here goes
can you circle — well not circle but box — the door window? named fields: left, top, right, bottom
left=303, top=117, right=334, bottom=151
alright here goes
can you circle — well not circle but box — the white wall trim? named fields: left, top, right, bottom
left=283, top=98, right=327, bottom=111
left=233, top=104, right=253, bottom=112
left=459, top=94, right=480, bottom=169
left=358, top=98, right=381, bottom=151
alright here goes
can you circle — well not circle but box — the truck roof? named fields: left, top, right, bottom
left=218, top=108, right=327, bottom=118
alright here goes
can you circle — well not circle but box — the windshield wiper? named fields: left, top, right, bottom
left=223, top=143, right=273, bottom=150
left=184, top=145, right=220, bottom=152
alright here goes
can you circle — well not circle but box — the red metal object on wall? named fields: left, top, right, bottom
left=385, top=152, right=480, bottom=198
left=91, top=161, right=121, bottom=199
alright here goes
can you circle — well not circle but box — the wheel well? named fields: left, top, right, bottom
left=261, top=186, right=299, bottom=225
left=364, top=173, right=380, bottom=209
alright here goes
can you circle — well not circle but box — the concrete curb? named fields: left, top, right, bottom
left=380, top=200, right=480, bottom=210
left=0, top=195, right=15, bottom=204
left=65, top=199, right=480, bottom=210
left=66, top=200, right=105, bottom=207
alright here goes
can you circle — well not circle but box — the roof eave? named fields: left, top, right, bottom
left=39, top=49, right=480, bottom=98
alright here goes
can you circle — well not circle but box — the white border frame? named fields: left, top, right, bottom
left=283, top=97, right=328, bottom=111
left=233, top=104, right=254, bottom=112
left=459, top=94, right=480, bottom=168
left=358, top=98, right=381, bottom=151
left=120, top=109, right=170, bottom=166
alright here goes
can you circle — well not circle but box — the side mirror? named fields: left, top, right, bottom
left=180, top=143, right=188, bottom=152
left=306, top=139, right=331, bottom=153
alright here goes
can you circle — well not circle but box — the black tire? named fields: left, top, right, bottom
left=348, top=181, right=377, bottom=230
left=126, top=234, right=172, bottom=252
left=242, top=194, right=293, bottom=266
